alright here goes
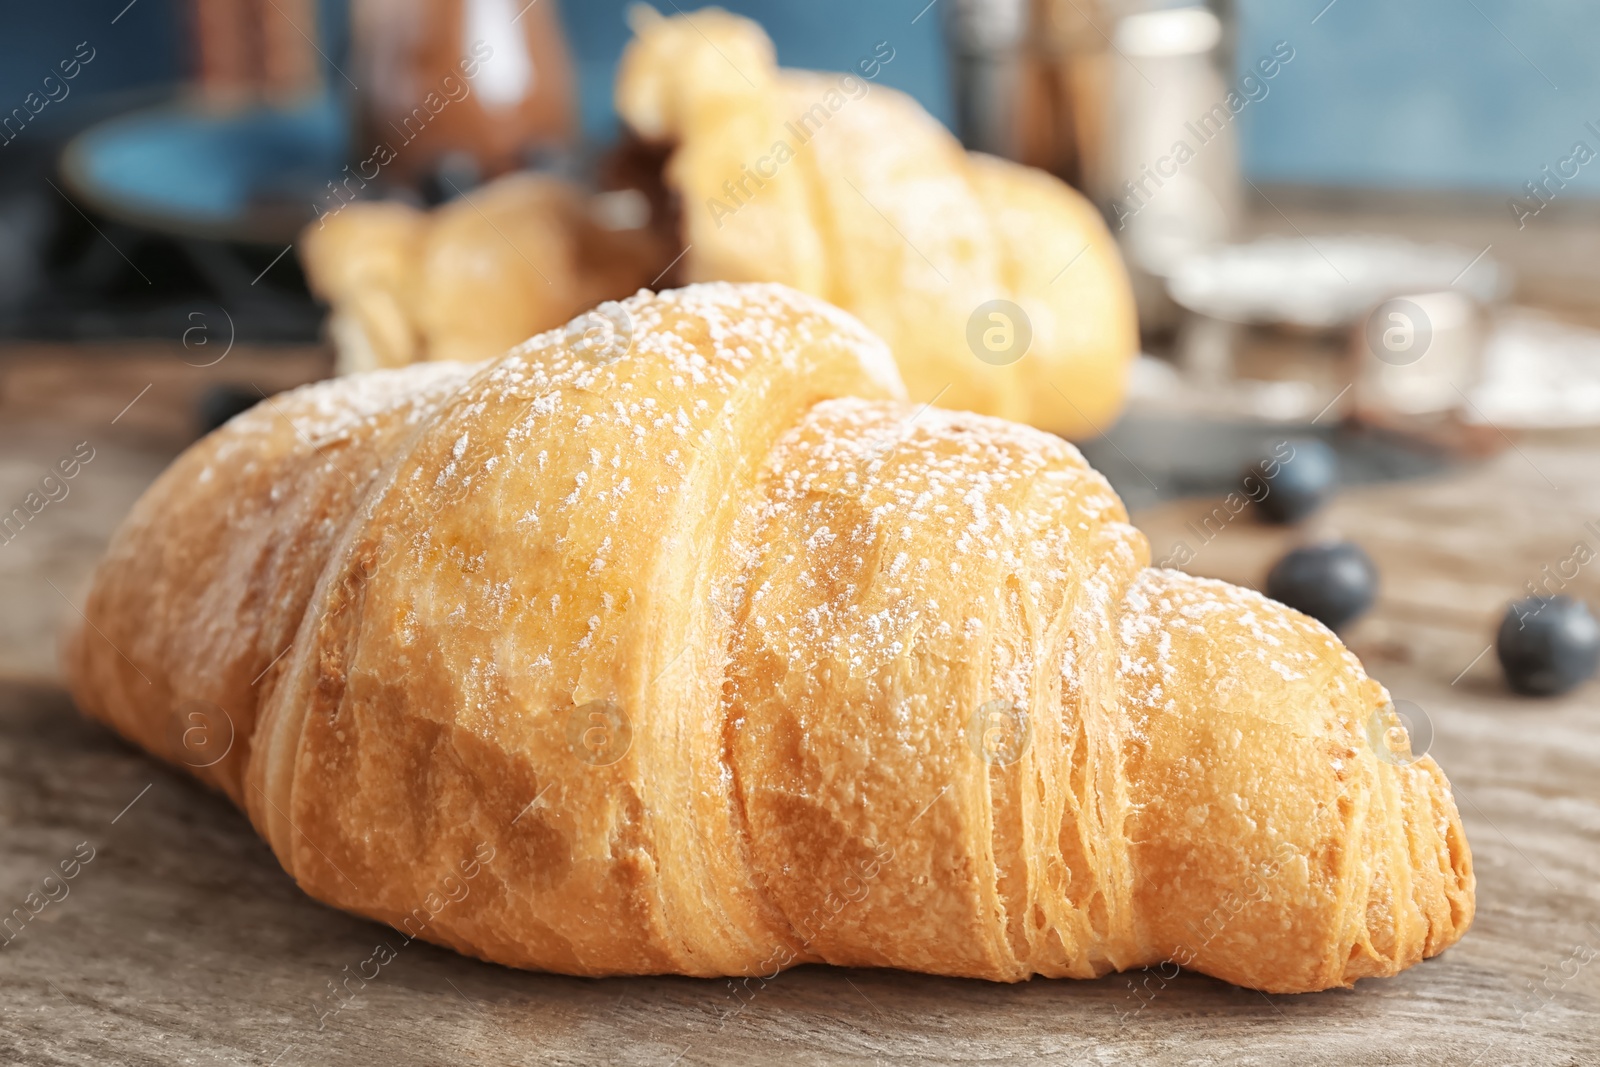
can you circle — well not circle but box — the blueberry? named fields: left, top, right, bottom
left=1243, top=438, right=1338, bottom=524
left=1265, top=541, right=1378, bottom=631
left=197, top=384, right=260, bottom=436
left=1496, top=596, right=1600, bottom=697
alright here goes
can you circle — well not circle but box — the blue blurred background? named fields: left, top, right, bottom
left=9, top=0, right=1600, bottom=194
left=1235, top=0, right=1600, bottom=193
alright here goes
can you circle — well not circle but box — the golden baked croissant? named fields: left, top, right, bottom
left=64, top=284, right=1471, bottom=995
left=299, top=173, right=669, bottom=372
left=614, top=6, right=1139, bottom=437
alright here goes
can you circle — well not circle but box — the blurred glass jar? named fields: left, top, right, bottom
left=1352, top=290, right=1486, bottom=422
left=1104, top=6, right=1240, bottom=331
left=350, top=0, right=576, bottom=187
left=189, top=0, right=325, bottom=107
left=943, top=0, right=1113, bottom=193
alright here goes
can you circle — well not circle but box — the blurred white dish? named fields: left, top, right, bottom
left=1167, top=234, right=1508, bottom=329
left=1468, top=309, right=1600, bottom=430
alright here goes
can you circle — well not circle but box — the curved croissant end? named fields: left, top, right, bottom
left=64, top=282, right=1470, bottom=992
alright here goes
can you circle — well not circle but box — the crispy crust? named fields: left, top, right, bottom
left=64, top=283, right=1471, bottom=991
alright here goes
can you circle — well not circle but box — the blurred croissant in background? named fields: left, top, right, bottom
left=298, top=176, right=668, bottom=373
left=299, top=5, right=1139, bottom=438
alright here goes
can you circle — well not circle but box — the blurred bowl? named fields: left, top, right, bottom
left=60, top=93, right=347, bottom=244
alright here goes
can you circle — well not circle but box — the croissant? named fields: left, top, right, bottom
left=64, top=283, right=1472, bottom=995
left=299, top=174, right=669, bottom=372
left=615, top=6, right=1139, bottom=437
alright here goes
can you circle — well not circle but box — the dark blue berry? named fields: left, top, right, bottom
left=1265, top=541, right=1378, bottom=631
left=1243, top=438, right=1338, bottom=525
left=1496, top=596, right=1600, bottom=697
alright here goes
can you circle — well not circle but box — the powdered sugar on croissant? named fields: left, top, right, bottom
left=65, top=283, right=1471, bottom=993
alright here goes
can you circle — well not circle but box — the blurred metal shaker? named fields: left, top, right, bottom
left=942, top=0, right=1113, bottom=193
left=946, top=3, right=1242, bottom=334
left=1104, top=6, right=1242, bottom=332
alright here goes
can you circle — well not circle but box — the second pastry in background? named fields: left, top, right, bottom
left=299, top=174, right=667, bottom=373
left=300, top=5, right=1139, bottom=439
left=613, top=5, right=1138, bottom=438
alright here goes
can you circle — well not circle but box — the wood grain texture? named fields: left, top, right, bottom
left=0, top=346, right=1597, bottom=1065
left=0, top=343, right=330, bottom=684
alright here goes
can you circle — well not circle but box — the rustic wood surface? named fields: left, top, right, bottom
left=1, top=344, right=1597, bottom=1066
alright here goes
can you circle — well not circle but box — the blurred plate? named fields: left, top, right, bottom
left=60, top=94, right=347, bottom=245
left=1167, top=234, right=1509, bottom=331
left=1077, top=411, right=1455, bottom=514
left=1468, top=308, right=1600, bottom=430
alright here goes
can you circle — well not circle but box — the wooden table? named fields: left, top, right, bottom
left=1, top=344, right=1596, bottom=1066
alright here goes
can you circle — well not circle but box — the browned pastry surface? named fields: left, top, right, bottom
left=65, top=283, right=1471, bottom=993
